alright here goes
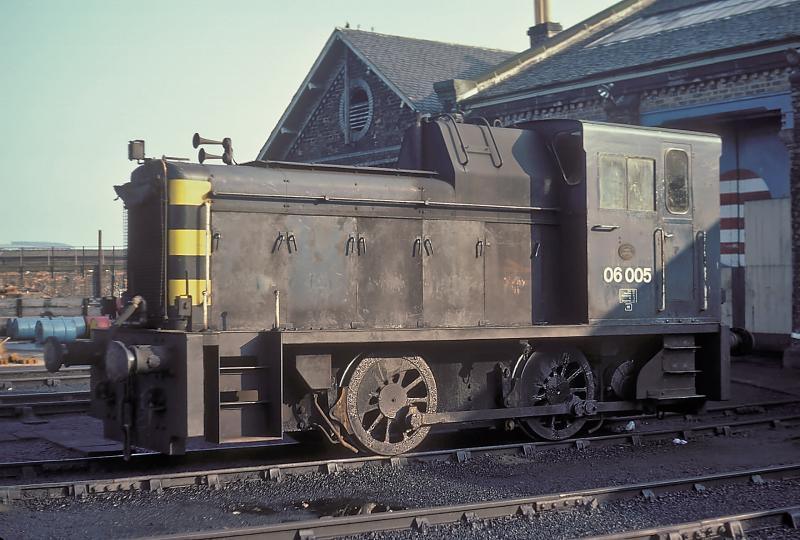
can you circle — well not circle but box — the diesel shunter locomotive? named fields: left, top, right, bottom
left=47, top=117, right=729, bottom=456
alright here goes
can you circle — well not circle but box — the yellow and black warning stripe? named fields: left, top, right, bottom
left=168, top=179, right=211, bottom=206
left=167, top=177, right=211, bottom=306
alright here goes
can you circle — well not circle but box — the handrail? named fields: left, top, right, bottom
left=654, top=227, right=674, bottom=312
left=698, top=230, right=708, bottom=311
left=467, top=116, right=503, bottom=168
left=211, top=191, right=559, bottom=213
left=434, top=114, right=469, bottom=166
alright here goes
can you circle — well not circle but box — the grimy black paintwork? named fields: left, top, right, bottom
left=69, top=117, right=728, bottom=455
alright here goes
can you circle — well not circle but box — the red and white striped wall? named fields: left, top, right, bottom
left=719, top=169, right=772, bottom=267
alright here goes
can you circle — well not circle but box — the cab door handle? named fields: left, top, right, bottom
left=591, top=224, right=619, bottom=232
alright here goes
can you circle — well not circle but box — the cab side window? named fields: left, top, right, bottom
left=665, top=149, right=690, bottom=214
left=599, top=155, right=626, bottom=209
left=627, top=158, right=655, bottom=212
left=599, top=155, right=655, bottom=211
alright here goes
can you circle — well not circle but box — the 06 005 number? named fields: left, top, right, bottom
left=603, top=266, right=652, bottom=284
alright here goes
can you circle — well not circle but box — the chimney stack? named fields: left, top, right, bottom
left=527, top=0, right=562, bottom=48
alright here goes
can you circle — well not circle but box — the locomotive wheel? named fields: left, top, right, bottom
left=516, top=347, right=595, bottom=441
left=345, top=355, right=437, bottom=455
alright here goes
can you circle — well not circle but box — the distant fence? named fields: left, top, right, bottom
left=0, top=247, right=126, bottom=298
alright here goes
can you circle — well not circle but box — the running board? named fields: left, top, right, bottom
left=420, top=401, right=638, bottom=426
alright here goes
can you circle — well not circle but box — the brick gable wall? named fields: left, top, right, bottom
left=286, top=50, right=417, bottom=166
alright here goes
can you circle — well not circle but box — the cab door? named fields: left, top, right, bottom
left=587, top=151, right=659, bottom=322
left=656, top=145, right=696, bottom=317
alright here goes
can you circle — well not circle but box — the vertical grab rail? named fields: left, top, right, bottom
left=435, top=114, right=469, bottom=166
left=698, top=230, right=708, bottom=311
left=469, top=117, right=503, bottom=168
left=203, top=200, right=212, bottom=330
left=654, top=227, right=675, bottom=312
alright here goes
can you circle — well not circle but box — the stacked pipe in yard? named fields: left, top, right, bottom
left=5, top=315, right=110, bottom=343
left=0, top=296, right=105, bottom=338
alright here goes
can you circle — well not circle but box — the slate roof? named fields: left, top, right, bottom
left=469, top=0, right=800, bottom=102
left=339, top=29, right=515, bottom=112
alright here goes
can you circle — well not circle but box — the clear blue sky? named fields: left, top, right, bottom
left=0, top=0, right=617, bottom=247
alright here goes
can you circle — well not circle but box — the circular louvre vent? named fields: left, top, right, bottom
left=339, top=78, right=374, bottom=142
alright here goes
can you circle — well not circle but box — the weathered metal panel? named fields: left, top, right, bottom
left=483, top=222, right=532, bottom=326
left=744, top=198, right=791, bottom=335
left=185, top=333, right=206, bottom=437
left=744, top=198, right=791, bottom=266
left=745, top=265, right=791, bottom=334
left=210, top=212, right=289, bottom=331
left=356, top=217, right=422, bottom=328
left=662, top=222, right=696, bottom=309
left=284, top=215, right=358, bottom=329
left=422, top=220, right=484, bottom=327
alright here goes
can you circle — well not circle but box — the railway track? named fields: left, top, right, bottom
left=0, top=397, right=794, bottom=481
left=0, top=367, right=90, bottom=391
left=0, top=390, right=90, bottom=417
left=584, top=506, right=800, bottom=539
left=1, top=409, right=798, bottom=501
left=133, top=464, right=800, bottom=539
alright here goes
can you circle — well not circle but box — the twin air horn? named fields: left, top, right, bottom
left=193, top=133, right=234, bottom=165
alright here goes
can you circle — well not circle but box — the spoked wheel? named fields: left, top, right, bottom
left=345, top=355, right=437, bottom=455
left=515, top=347, right=595, bottom=440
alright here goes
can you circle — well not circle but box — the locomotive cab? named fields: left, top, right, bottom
left=526, top=120, right=722, bottom=325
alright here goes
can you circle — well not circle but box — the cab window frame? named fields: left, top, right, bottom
left=664, top=148, right=691, bottom=215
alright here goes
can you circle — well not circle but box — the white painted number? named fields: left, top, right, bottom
left=603, top=266, right=652, bottom=284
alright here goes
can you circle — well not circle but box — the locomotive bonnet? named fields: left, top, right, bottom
left=50, top=116, right=728, bottom=456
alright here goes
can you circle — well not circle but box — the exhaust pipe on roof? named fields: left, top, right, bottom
left=534, top=0, right=550, bottom=25
left=528, top=0, right=561, bottom=48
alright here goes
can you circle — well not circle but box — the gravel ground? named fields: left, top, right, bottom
left=365, top=482, right=800, bottom=539
left=0, top=439, right=84, bottom=463
left=749, top=530, right=800, bottom=540
left=0, top=425, right=798, bottom=539
left=346, top=479, right=800, bottom=539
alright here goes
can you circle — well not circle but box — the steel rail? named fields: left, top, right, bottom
left=611, top=397, right=800, bottom=423
left=582, top=506, right=800, bottom=540
left=1, top=411, right=798, bottom=502
left=137, top=465, right=800, bottom=540
left=0, top=368, right=90, bottom=391
left=0, top=390, right=90, bottom=417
